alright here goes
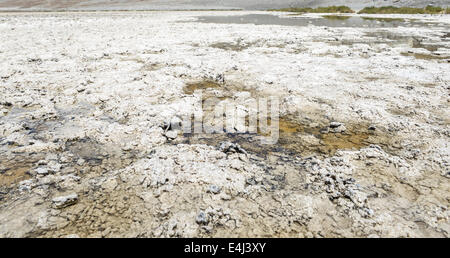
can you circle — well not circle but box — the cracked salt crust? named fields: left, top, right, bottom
left=0, top=11, right=448, bottom=237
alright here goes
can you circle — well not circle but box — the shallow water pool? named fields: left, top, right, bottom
left=194, top=14, right=440, bottom=28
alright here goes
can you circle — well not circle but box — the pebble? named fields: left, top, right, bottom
left=170, top=116, right=182, bottom=130
left=329, top=122, right=346, bottom=133
left=329, top=122, right=343, bottom=128
left=35, top=167, right=49, bottom=175
left=165, top=130, right=178, bottom=139
left=219, top=141, right=247, bottom=155
left=207, top=185, right=221, bottom=194
left=52, top=193, right=78, bottom=209
left=64, top=234, right=80, bottom=238
left=77, top=158, right=86, bottom=166
left=102, top=178, right=118, bottom=191
left=195, top=211, right=209, bottom=225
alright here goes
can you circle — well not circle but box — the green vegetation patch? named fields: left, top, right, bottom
left=269, top=6, right=354, bottom=14
left=358, top=6, right=449, bottom=14
left=322, top=15, right=351, bottom=20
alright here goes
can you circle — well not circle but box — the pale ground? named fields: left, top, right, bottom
left=0, top=11, right=449, bottom=237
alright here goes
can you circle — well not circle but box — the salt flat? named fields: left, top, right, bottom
left=0, top=11, right=449, bottom=237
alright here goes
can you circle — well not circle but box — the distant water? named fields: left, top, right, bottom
left=194, top=14, right=438, bottom=28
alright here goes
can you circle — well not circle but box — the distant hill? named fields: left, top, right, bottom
left=0, top=0, right=448, bottom=11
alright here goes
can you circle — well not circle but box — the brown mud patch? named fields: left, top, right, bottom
left=183, top=80, right=222, bottom=95
left=272, top=117, right=375, bottom=155
left=183, top=80, right=259, bottom=102
left=141, top=63, right=166, bottom=71
left=183, top=79, right=233, bottom=114
left=0, top=153, right=43, bottom=189
left=179, top=115, right=396, bottom=157
left=209, top=40, right=258, bottom=52
left=401, top=52, right=449, bottom=61
left=141, top=62, right=182, bottom=72
left=0, top=165, right=31, bottom=188
left=121, top=56, right=145, bottom=64
left=36, top=188, right=141, bottom=238
left=65, top=138, right=140, bottom=173
left=181, top=79, right=400, bottom=157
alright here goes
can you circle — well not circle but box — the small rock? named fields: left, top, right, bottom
left=47, top=161, right=62, bottom=173
left=207, top=185, right=221, bottom=194
left=27, top=57, right=42, bottom=63
left=219, top=142, right=247, bottom=155
left=195, top=211, right=209, bottom=225
left=165, top=130, right=178, bottom=140
left=64, top=234, right=80, bottom=238
left=360, top=207, right=374, bottom=218
left=329, top=122, right=346, bottom=133
left=368, top=125, right=376, bottom=131
left=35, top=167, right=49, bottom=175
left=77, top=158, right=85, bottom=166
left=52, top=193, right=78, bottom=209
left=215, top=73, right=225, bottom=84
left=102, top=178, right=118, bottom=191
left=122, top=145, right=132, bottom=151
left=320, top=127, right=330, bottom=134
left=230, top=159, right=243, bottom=170
left=333, top=126, right=346, bottom=133
left=158, top=205, right=171, bottom=217
left=246, top=177, right=257, bottom=186
left=76, top=86, right=86, bottom=93
left=37, top=160, right=48, bottom=166
left=170, top=116, right=182, bottom=130
left=233, top=91, right=251, bottom=100
left=309, top=122, right=319, bottom=128
left=329, top=122, right=343, bottom=128
left=1, top=101, right=12, bottom=107
left=220, top=193, right=232, bottom=201
left=18, top=179, right=33, bottom=191
left=264, top=78, right=274, bottom=84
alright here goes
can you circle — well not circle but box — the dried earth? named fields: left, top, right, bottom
left=0, top=11, right=449, bottom=237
